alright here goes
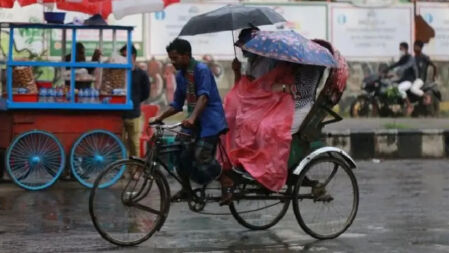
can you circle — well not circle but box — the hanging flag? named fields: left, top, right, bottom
left=56, top=0, right=111, bottom=19
left=0, top=0, right=15, bottom=8
left=6, top=0, right=181, bottom=19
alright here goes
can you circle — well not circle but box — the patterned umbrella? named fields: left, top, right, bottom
left=240, top=30, right=338, bottom=68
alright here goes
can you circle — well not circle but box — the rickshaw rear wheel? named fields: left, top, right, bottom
left=229, top=184, right=291, bottom=230
left=293, top=157, right=359, bottom=239
left=89, top=159, right=170, bottom=246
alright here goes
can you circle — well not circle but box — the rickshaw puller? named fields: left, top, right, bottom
left=152, top=38, right=228, bottom=201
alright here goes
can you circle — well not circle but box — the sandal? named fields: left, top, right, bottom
left=170, top=189, right=189, bottom=202
left=219, top=186, right=234, bottom=206
left=130, top=169, right=143, bottom=181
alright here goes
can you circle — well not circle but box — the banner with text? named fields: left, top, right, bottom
left=149, top=3, right=328, bottom=60
left=418, top=2, right=449, bottom=60
left=330, top=3, right=413, bottom=60
left=246, top=3, right=328, bottom=40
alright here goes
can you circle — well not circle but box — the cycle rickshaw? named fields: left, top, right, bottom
left=88, top=40, right=359, bottom=246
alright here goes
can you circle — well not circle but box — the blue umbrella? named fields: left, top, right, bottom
left=240, top=30, right=338, bottom=68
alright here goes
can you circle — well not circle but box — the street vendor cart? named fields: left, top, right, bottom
left=0, top=22, right=135, bottom=190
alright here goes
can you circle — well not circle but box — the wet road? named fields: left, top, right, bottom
left=1, top=160, right=449, bottom=253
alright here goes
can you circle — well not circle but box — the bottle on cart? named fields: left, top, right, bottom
left=78, top=89, right=85, bottom=104
left=56, top=88, right=64, bottom=103
left=66, top=88, right=72, bottom=102
left=89, top=88, right=95, bottom=103
left=90, top=88, right=99, bottom=103
left=48, top=88, right=56, bottom=103
left=95, top=89, right=100, bottom=103
left=39, top=88, right=48, bottom=103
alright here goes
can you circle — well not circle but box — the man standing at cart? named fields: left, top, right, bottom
left=64, top=42, right=102, bottom=89
left=120, top=45, right=150, bottom=159
left=152, top=38, right=227, bottom=201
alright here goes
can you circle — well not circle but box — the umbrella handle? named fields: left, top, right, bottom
left=231, top=31, right=236, bottom=58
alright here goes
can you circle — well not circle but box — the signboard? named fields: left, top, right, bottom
left=330, top=3, right=413, bottom=60
left=246, top=4, right=328, bottom=40
left=149, top=3, right=328, bottom=60
left=50, top=13, right=144, bottom=57
left=0, top=3, right=45, bottom=56
left=418, top=2, right=449, bottom=60
left=149, top=3, right=235, bottom=59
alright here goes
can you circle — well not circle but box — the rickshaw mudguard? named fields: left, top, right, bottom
left=292, top=146, right=356, bottom=176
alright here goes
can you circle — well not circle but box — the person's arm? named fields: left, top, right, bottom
left=428, top=57, right=438, bottom=81
left=140, top=72, right=150, bottom=102
left=154, top=75, right=184, bottom=122
left=182, top=95, right=208, bottom=128
left=271, top=63, right=295, bottom=93
left=154, top=106, right=179, bottom=123
left=387, top=55, right=408, bottom=71
left=232, top=58, right=242, bottom=83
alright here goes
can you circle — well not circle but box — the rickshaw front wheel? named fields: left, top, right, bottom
left=89, top=159, right=170, bottom=246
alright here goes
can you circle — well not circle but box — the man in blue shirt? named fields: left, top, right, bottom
left=153, top=38, right=227, bottom=200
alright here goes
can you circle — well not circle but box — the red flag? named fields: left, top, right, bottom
left=56, top=0, right=111, bottom=19
left=163, top=0, right=180, bottom=7
left=17, top=0, right=57, bottom=7
left=0, top=0, right=15, bottom=8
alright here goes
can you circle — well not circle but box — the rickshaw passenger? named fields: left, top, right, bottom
left=273, top=64, right=325, bottom=134
left=220, top=50, right=325, bottom=205
left=232, top=27, right=324, bottom=134
left=232, top=27, right=277, bottom=83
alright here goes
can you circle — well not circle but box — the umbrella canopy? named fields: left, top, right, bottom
left=179, top=5, right=285, bottom=36
left=240, top=30, right=338, bottom=68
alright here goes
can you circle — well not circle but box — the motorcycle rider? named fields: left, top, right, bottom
left=385, top=42, right=419, bottom=104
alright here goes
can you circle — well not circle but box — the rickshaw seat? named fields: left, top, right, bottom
left=288, top=40, right=348, bottom=168
left=296, top=95, right=342, bottom=142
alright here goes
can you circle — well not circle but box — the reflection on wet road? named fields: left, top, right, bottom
left=1, top=160, right=449, bottom=252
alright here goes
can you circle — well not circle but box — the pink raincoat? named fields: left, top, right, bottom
left=221, top=64, right=295, bottom=192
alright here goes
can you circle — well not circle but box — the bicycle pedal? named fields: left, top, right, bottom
left=124, top=191, right=138, bottom=197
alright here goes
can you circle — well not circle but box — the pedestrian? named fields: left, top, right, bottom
left=121, top=44, right=150, bottom=160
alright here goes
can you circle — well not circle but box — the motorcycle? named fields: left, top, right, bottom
left=350, top=71, right=441, bottom=117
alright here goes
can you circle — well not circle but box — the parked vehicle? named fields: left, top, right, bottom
left=350, top=72, right=441, bottom=117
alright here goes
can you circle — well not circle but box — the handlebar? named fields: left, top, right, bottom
left=149, top=121, right=182, bottom=130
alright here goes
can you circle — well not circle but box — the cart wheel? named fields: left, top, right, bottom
left=292, top=157, right=359, bottom=239
left=229, top=184, right=291, bottom=230
left=6, top=130, right=65, bottom=190
left=70, top=130, right=126, bottom=188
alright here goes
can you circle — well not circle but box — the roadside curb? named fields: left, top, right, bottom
left=324, top=129, right=449, bottom=159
